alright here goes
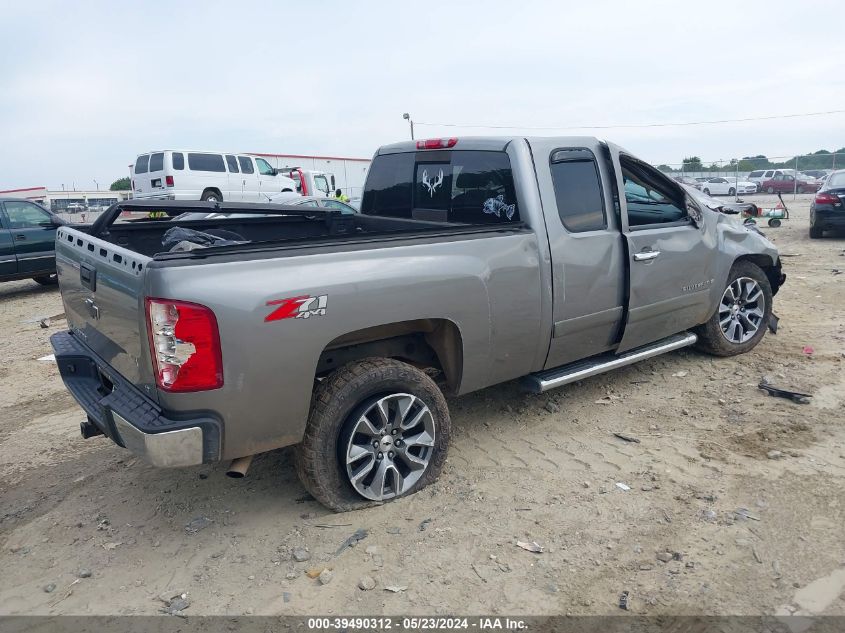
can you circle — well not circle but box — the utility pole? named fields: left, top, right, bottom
left=403, top=113, right=414, bottom=140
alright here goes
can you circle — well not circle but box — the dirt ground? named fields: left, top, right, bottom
left=1, top=194, right=843, bottom=617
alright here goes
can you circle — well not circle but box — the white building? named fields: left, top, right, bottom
left=0, top=186, right=132, bottom=213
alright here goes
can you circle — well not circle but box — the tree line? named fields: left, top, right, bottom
left=657, top=148, right=845, bottom=173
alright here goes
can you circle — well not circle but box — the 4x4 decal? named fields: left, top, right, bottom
left=265, top=295, right=328, bottom=322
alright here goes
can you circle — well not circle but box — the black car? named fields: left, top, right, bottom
left=809, top=170, right=845, bottom=239
left=0, top=197, right=65, bottom=285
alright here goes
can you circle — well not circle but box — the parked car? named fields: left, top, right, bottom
left=673, top=176, right=699, bottom=187
left=0, top=198, right=65, bottom=285
left=802, top=169, right=831, bottom=181
left=132, top=150, right=297, bottom=203
left=700, top=177, right=757, bottom=196
left=809, top=169, right=845, bottom=238
left=51, top=136, right=785, bottom=511
left=760, top=173, right=821, bottom=194
left=682, top=185, right=758, bottom=218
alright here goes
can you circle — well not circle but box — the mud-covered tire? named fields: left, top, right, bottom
left=294, top=358, right=450, bottom=512
left=695, top=260, right=773, bottom=357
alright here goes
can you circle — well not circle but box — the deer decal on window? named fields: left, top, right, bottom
left=421, top=169, right=444, bottom=197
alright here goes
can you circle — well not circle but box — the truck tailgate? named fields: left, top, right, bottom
left=55, top=226, right=153, bottom=393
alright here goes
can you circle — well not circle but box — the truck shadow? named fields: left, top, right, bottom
left=0, top=280, right=58, bottom=304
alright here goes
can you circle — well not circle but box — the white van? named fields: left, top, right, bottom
left=131, top=151, right=297, bottom=202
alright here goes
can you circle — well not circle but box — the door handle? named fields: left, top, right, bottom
left=633, top=249, right=660, bottom=262
left=15, top=234, right=26, bottom=241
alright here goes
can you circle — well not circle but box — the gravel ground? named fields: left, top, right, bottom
left=1, top=194, right=843, bottom=617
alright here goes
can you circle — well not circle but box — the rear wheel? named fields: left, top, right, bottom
left=728, top=187, right=736, bottom=196
left=798, top=186, right=805, bottom=194
left=201, top=189, right=221, bottom=202
left=703, top=188, right=710, bottom=195
left=696, top=261, right=772, bottom=357
left=768, top=218, right=781, bottom=228
left=33, top=274, right=58, bottom=286
left=767, top=186, right=775, bottom=194
left=809, top=222, right=823, bottom=239
left=295, top=358, right=450, bottom=512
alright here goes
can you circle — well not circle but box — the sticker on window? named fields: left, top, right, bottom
left=482, top=195, right=516, bottom=220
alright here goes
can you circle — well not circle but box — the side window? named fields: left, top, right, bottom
left=548, top=149, right=606, bottom=232
left=134, top=154, right=149, bottom=174
left=237, top=156, right=255, bottom=174
left=322, top=199, right=354, bottom=214
left=255, top=158, right=275, bottom=176
left=225, top=155, right=240, bottom=173
left=149, top=152, right=164, bottom=172
left=313, top=174, right=330, bottom=195
left=172, top=152, right=184, bottom=170
left=621, top=157, right=687, bottom=227
left=187, top=153, right=226, bottom=172
left=4, top=202, right=51, bottom=228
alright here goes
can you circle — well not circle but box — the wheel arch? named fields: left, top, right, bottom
left=316, top=319, right=464, bottom=394
left=733, top=253, right=784, bottom=296
left=201, top=187, right=222, bottom=200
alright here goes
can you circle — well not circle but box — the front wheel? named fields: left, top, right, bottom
left=703, top=188, right=710, bottom=195
left=695, top=261, right=772, bottom=357
left=767, top=186, right=775, bottom=194
left=295, top=358, right=450, bottom=512
left=798, top=186, right=805, bottom=194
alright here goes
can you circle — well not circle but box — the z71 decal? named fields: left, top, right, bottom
left=265, top=295, right=328, bottom=322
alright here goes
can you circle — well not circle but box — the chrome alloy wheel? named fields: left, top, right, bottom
left=719, top=276, right=766, bottom=344
left=344, top=393, right=435, bottom=501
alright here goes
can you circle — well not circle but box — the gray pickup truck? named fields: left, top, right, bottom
left=51, top=136, right=785, bottom=511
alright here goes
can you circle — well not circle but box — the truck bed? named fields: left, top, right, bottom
left=92, top=200, right=497, bottom=258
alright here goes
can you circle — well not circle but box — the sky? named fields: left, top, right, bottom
left=1, top=0, right=844, bottom=190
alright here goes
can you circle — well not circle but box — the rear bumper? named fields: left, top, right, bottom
left=814, top=209, right=845, bottom=227
left=50, top=331, right=221, bottom=467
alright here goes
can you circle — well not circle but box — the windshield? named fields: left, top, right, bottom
left=826, top=173, right=845, bottom=188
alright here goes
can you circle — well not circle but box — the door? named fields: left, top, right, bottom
left=1, top=201, right=57, bottom=275
left=224, top=155, right=243, bottom=201
left=255, top=157, right=279, bottom=201
left=146, top=152, right=166, bottom=196
left=237, top=156, right=257, bottom=201
left=528, top=139, right=626, bottom=368
left=132, top=154, right=150, bottom=197
left=610, top=151, right=718, bottom=353
left=312, top=173, right=331, bottom=197
left=0, top=212, right=16, bottom=277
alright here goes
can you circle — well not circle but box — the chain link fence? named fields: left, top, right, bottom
left=659, top=151, right=843, bottom=198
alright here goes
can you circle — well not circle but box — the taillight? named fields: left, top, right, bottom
left=416, top=138, right=458, bottom=150
left=145, top=299, right=223, bottom=392
left=165, top=175, right=174, bottom=187
left=815, top=192, right=839, bottom=205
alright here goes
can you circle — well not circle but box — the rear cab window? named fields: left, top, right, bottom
left=361, top=150, right=520, bottom=224
left=549, top=148, right=606, bottom=232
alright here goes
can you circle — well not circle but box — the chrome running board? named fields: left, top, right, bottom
left=522, top=332, right=698, bottom=394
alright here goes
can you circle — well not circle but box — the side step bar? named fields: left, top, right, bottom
left=521, top=332, right=698, bottom=394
